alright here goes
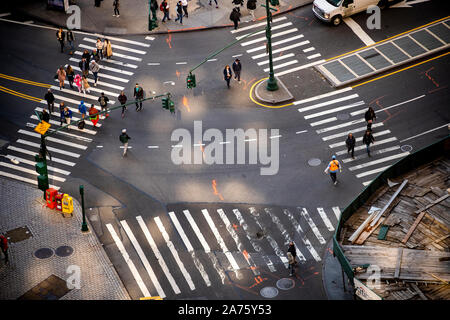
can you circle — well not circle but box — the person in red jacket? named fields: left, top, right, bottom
left=0, top=234, right=8, bottom=263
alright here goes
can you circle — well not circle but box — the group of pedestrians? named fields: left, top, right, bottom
left=56, top=27, right=75, bottom=54
left=160, top=0, right=189, bottom=23
left=223, top=58, right=242, bottom=88
left=325, top=107, right=377, bottom=186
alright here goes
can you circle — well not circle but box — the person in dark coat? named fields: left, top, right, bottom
left=362, top=130, right=375, bottom=157
left=113, top=0, right=120, bottom=17
left=79, top=58, right=89, bottom=78
left=161, top=0, right=171, bottom=23
left=133, top=83, right=144, bottom=111
left=346, top=132, right=356, bottom=159
left=247, top=0, right=257, bottom=20
left=41, top=109, right=50, bottom=123
left=287, top=241, right=297, bottom=265
left=98, top=92, right=110, bottom=118
left=82, top=49, right=91, bottom=64
left=56, top=27, right=65, bottom=53
left=223, top=65, right=233, bottom=88
left=175, top=1, right=183, bottom=24
left=67, top=29, right=75, bottom=54
left=44, top=89, right=55, bottom=114
left=232, top=58, right=242, bottom=82
left=230, top=7, right=240, bottom=30
left=118, top=91, right=128, bottom=118
left=365, top=107, right=376, bottom=131
left=0, top=234, right=8, bottom=263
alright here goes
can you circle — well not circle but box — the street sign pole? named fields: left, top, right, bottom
left=265, top=0, right=278, bottom=91
left=80, top=185, right=89, bottom=232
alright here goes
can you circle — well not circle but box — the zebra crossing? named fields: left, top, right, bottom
left=0, top=34, right=154, bottom=190
left=294, top=87, right=412, bottom=186
left=105, top=205, right=341, bottom=299
left=231, top=16, right=326, bottom=77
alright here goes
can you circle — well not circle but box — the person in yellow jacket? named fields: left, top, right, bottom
left=324, top=155, right=342, bottom=186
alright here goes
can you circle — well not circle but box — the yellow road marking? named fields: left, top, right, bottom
left=249, top=77, right=294, bottom=109
left=326, top=15, right=450, bottom=61
left=0, top=85, right=42, bottom=102
left=0, top=73, right=52, bottom=88
left=351, top=51, right=450, bottom=88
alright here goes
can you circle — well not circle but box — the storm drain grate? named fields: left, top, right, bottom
left=276, top=278, right=295, bottom=290
left=260, top=286, right=279, bottom=298
left=17, top=274, right=71, bottom=300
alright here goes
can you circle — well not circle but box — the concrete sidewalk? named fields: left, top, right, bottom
left=10, top=0, right=313, bottom=35
left=0, top=178, right=130, bottom=300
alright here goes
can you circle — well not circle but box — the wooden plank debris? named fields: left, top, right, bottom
left=414, top=194, right=449, bottom=214
left=410, top=283, right=428, bottom=300
left=401, top=211, right=426, bottom=244
left=370, top=180, right=408, bottom=227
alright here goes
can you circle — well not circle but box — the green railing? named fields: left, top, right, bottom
left=332, top=135, right=450, bottom=285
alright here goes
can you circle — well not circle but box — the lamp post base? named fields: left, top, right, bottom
left=254, top=76, right=294, bottom=105
left=266, top=76, right=279, bottom=91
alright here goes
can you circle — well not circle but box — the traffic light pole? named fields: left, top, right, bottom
left=79, top=185, right=89, bottom=232
left=264, top=0, right=279, bottom=91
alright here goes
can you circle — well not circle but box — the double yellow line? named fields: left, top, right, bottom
left=0, top=73, right=50, bottom=102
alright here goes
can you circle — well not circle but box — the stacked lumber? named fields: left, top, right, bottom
left=339, top=157, right=450, bottom=300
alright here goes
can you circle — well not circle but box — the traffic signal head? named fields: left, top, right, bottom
left=162, top=97, right=168, bottom=109
left=270, top=0, right=279, bottom=5
left=186, top=73, right=196, bottom=89
left=169, top=99, right=175, bottom=114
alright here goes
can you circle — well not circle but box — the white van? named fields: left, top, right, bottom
left=312, top=0, right=393, bottom=26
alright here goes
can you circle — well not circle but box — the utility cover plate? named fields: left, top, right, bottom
left=17, top=274, right=71, bottom=300
left=5, top=226, right=33, bottom=243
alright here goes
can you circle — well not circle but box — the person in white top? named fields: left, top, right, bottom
left=96, top=38, right=104, bottom=60
left=181, top=0, right=188, bottom=17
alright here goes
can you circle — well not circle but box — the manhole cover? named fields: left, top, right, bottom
left=308, top=158, right=321, bottom=167
left=400, top=145, right=413, bottom=152
left=34, top=248, right=54, bottom=259
left=337, top=113, right=350, bottom=120
left=260, top=286, right=279, bottom=298
left=55, top=246, right=74, bottom=257
left=276, top=278, right=295, bottom=290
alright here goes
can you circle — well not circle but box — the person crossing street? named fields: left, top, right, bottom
left=44, top=89, right=55, bottom=114
left=232, top=58, right=242, bottom=82
left=365, top=107, right=376, bottom=132
left=119, top=129, right=131, bottom=157
left=98, top=92, right=110, bottom=118
left=118, top=91, right=128, bottom=118
left=287, top=241, right=297, bottom=266
left=133, top=83, right=144, bottom=111
left=89, top=60, right=100, bottom=86
left=223, top=65, right=233, bottom=88
left=362, top=130, right=375, bottom=157
left=324, top=155, right=342, bottom=186
left=346, top=133, right=356, bottom=159
left=67, top=29, right=75, bottom=54
left=229, top=7, right=241, bottom=30
left=56, top=27, right=65, bottom=53
left=89, top=104, right=99, bottom=127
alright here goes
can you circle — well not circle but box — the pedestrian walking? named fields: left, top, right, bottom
left=79, top=57, right=89, bottom=78
left=232, top=58, right=242, bottom=82
left=67, top=29, right=75, bottom=54
left=44, top=88, right=55, bottom=114
left=89, top=60, right=100, bottom=86
left=59, top=101, right=65, bottom=114
left=288, top=241, right=297, bottom=266
left=74, top=74, right=82, bottom=93
left=81, top=75, right=91, bottom=95
left=362, top=130, right=375, bottom=157
left=181, top=0, right=188, bottom=17
left=41, top=108, right=50, bottom=123
left=96, top=38, right=104, bottom=60
left=82, top=49, right=91, bottom=64
left=89, top=104, right=99, bottom=127
left=118, top=91, right=128, bottom=118
left=161, top=0, right=171, bottom=22
left=247, top=0, right=257, bottom=20
left=346, top=132, right=356, bottom=159
left=175, top=1, right=183, bottom=24
left=92, top=49, right=100, bottom=63
left=104, top=39, right=113, bottom=59
left=209, top=0, right=219, bottom=8
left=365, top=106, right=376, bottom=131
left=78, top=100, right=87, bottom=116
left=120, top=129, right=131, bottom=157
left=0, top=234, right=8, bottom=264
left=287, top=252, right=295, bottom=276
left=232, top=0, right=244, bottom=15
left=66, top=65, right=75, bottom=89
left=63, top=107, right=72, bottom=129
left=98, top=92, right=110, bottom=118
left=56, top=27, right=65, bottom=53
left=113, top=0, right=120, bottom=17
left=133, top=83, right=144, bottom=111
left=56, top=66, right=66, bottom=90
left=230, top=7, right=241, bottom=30
left=324, top=155, right=342, bottom=186
left=223, top=65, right=233, bottom=88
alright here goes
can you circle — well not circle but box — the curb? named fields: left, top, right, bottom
left=11, top=2, right=313, bottom=36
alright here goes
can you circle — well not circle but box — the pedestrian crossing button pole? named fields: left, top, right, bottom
left=79, top=185, right=89, bottom=232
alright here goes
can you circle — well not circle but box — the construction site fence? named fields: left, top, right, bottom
left=332, top=135, right=450, bottom=286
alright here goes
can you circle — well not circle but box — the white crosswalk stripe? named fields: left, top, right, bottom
left=18, top=129, right=88, bottom=150
left=321, top=122, right=384, bottom=141
left=236, top=22, right=293, bottom=40
left=316, top=208, right=335, bottom=231
left=0, top=162, right=65, bottom=182
left=329, top=130, right=391, bottom=148
left=304, top=101, right=365, bottom=119
left=136, top=216, right=181, bottom=295
left=231, top=17, right=287, bottom=33
left=246, top=34, right=304, bottom=53
left=4, top=155, right=70, bottom=175
left=35, top=106, right=102, bottom=127
left=167, top=212, right=212, bottom=286
left=332, top=207, right=341, bottom=221
left=25, top=123, right=92, bottom=144
left=300, top=208, right=326, bottom=244
left=30, top=115, right=97, bottom=135
left=348, top=152, right=410, bottom=171
left=335, top=137, right=398, bottom=156
left=154, top=217, right=195, bottom=291
left=54, top=78, right=120, bottom=97
left=356, top=165, right=390, bottom=178
left=79, top=44, right=142, bottom=61
left=69, top=65, right=129, bottom=83
left=342, top=146, right=400, bottom=163
left=0, top=170, right=60, bottom=190
left=252, top=41, right=310, bottom=59
left=183, top=210, right=210, bottom=252
left=82, top=38, right=147, bottom=54
left=7, top=145, right=76, bottom=167
left=257, top=53, right=295, bottom=66
left=69, top=57, right=134, bottom=76
left=263, top=60, right=298, bottom=72
left=74, top=51, right=138, bottom=69
left=106, top=223, right=151, bottom=297
left=16, top=139, right=80, bottom=158
left=298, top=94, right=359, bottom=113
left=241, top=28, right=298, bottom=46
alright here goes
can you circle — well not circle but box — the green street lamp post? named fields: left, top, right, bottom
left=264, top=0, right=279, bottom=91
left=79, top=185, right=89, bottom=232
